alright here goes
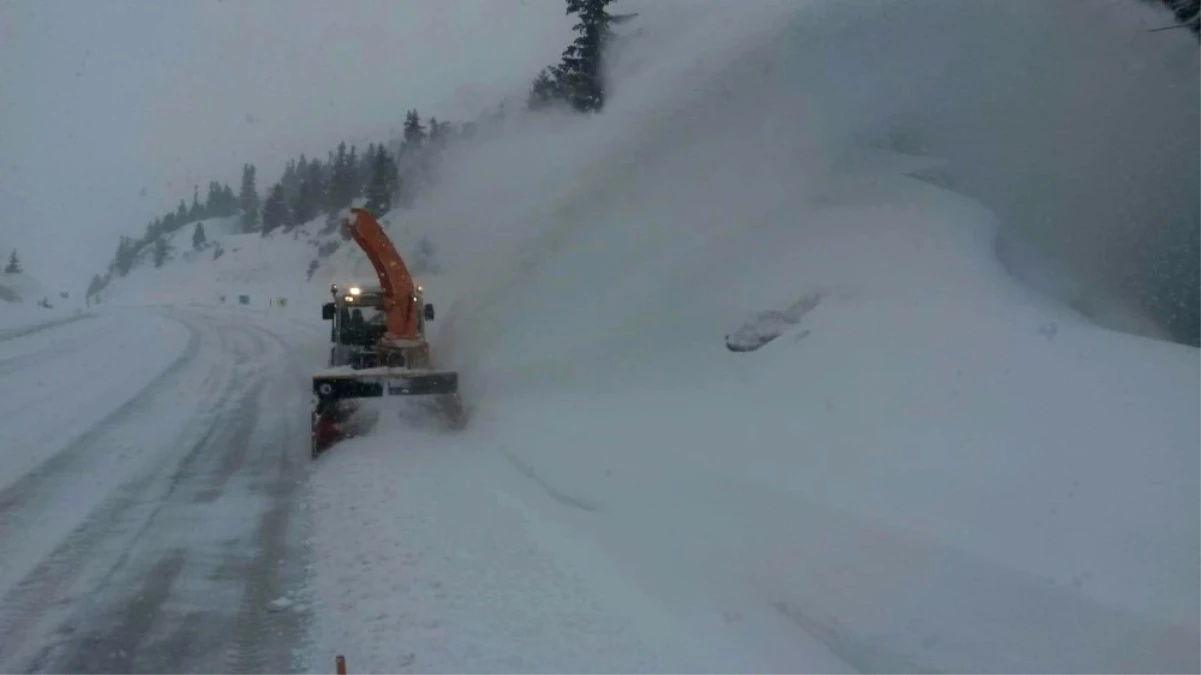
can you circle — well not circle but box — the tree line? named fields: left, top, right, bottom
left=89, top=107, right=462, bottom=299
left=253, top=109, right=456, bottom=237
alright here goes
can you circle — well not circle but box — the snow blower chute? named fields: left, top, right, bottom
left=311, top=207, right=464, bottom=458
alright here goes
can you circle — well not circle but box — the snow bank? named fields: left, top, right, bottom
left=306, top=0, right=1198, bottom=672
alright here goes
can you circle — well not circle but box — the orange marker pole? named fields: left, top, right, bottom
left=336, top=654, right=347, bottom=675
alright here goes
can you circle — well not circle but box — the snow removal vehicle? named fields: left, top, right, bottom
left=311, top=207, right=464, bottom=458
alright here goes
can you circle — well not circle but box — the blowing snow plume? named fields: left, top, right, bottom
left=412, top=0, right=1198, bottom=378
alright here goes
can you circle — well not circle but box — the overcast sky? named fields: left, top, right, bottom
left=0, top=0, right=574, bottom=290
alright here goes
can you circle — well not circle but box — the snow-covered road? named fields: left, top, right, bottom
left=0, top=306, right=314, bottom=673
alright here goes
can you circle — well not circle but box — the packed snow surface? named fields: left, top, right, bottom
left=82, top=0, right=1197, bottom=672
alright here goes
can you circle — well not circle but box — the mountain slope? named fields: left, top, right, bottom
left=296, top=1, right=1198, bottom=672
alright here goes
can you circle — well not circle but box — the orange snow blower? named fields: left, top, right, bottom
left=311, top=207, right=464, bottom=458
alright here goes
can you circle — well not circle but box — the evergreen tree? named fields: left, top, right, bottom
left=175, top=199, right=188, bottom=226
left=324, top=150, right=335, bottom=190
left=4, top=249, right=21, bottom=274
left=326, top=141, right=354, bottom=212
left=360, top=144, right=376, bottom=193
left=290, top=157, right=326, bottom=227
left=205, top=181, right=222, bottom=217
left=281, top=158, right=301, bottom=206
left=397, top=111, right=429, bottom=207
left=153, top=236, right=170, bottom=268
left=113, top=236, right=138, bottom=276
left=347, top=145, right=361, bottom=199
left=403, top=110, right=426, bottom=149
left=428, top=117, right=453, bottom=146
left=86, top=273, right=106, bottom=298
left=221, top=183, right=237, bottom=217
left=192, top=222, right=207, bottom=250
left=527, top=68, right=563, bottom=110
left=190, top=185, right=204, bottom=220
left=238, top=163, right=260, bottom=232
left=261, top=183, right=288, bottom=235
left=556, top=0, right=635, bottom=113
left=364, top=145, right=398, bottom=215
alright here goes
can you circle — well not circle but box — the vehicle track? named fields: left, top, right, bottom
left=0, top=314, right=94, bottom=343
left=0, top=307, right=312, bottom=673
left=0, top=323, right=203, bottom=537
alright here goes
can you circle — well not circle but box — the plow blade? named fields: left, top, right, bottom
left=313, top=368, right=458, bottom=399
left=311, top=368, right=463, bottom=459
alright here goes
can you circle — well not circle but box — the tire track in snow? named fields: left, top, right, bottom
left=0, top=313, right=94, bottom=343
left=0, top=313, right=229, bottom=669
left=0, top=314, right=118, bottom=378
left=29, top=385, right=264, bottom=673
left=500, top=447, right=601, bottom=513
left=222, top=392, right=309, bottom=675
left=0, top=308, right=310, bottom=673
left=0, top=317, right=202, bottom=530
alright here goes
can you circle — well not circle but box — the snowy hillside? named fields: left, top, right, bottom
left=96, top=211, right=445, bottom=314
left=299, top=1, right=1198, bottom=673
left=0, top=272, right=42, bottom=304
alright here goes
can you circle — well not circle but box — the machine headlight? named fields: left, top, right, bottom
left=349, top=286, right=362, bottom=296
left=344, top=296, right=354, bottom=302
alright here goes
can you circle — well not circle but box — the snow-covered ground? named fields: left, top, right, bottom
left=47, top=0, right=1199, bottom=672
left=0, top=272, right=87, bottom=336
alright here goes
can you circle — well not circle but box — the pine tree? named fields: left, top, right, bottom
left=324, top=150, right=335, bottom=192
left=290, top=157, right=326, bottom=227
left=347, top=145, right=361, bottom=199
left=429, top=117, right=451, bottom=146
left=113, top=237, right=137, bottom=276
left=205, top=181, right=222, bottom=217
left=192, top=222, right=207, bottom=250
left=175, top=199, right=188, bottom=226
left=190, top=185, right=204, bottom=220
left=261, top=183, right=288, bottom=235
left=238, top=163, right=260, bottom=232
left=397, top=111, right=429, bottom=207
left=364, top=145, right=398, bottom=215
left=281, top=159, right=300, bottom=205
left=360, top=144, right=376, bottom=193
left=326, top=141, right=353, bottom=213
left=86, top=273, right=106, bottom=298
left=556, top=0, right=636, bottom=113
left=4, top=249, right=21, bottom=274
left=153, top=236, right=170, bottom=268
left=221, top=183, right=237, bottom=217
left=527, top=68, right=562, bottom=110
left=403, top=110, right=426, bottom=149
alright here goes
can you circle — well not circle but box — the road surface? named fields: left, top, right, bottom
left=0, top=306, right=318, bottom=673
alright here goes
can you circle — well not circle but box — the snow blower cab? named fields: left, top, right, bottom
left=311, top=208, right=463, bottom=458
left=322, top=283, right=435, bottom=369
